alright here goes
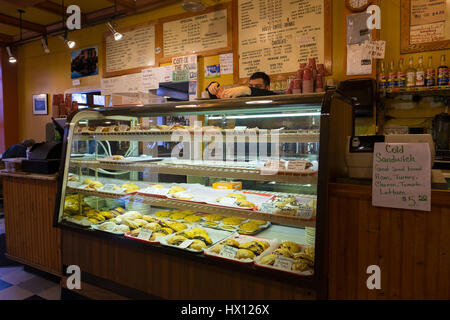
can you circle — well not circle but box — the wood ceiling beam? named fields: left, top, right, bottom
left=0, top=13, right=47, bottom=33
left=0, top=33, right=14, bottom=43
left=33, top=1, right=88, bottom=25
left=106, top=0, right=137, bottom=11
left=135, top=0, right=180, bottom=13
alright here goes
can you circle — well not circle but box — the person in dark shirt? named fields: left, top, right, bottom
left=206, top=72, right=277, bottom=99
left=2, top=139, right=35, bottom=159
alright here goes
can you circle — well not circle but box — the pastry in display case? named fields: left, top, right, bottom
left=55, top=94, right=327, bottom=277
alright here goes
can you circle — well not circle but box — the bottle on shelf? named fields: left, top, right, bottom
left=437, top=54, right=448, bottom=87
left=425, top=56, right=436, bottom=87
left=387, top=58, right=397, bottom=89
left=397, top=58, right=406, bottom=88
left=378, top=60, right=387, bottom=91
left=406, top=56, right=416, bottom=88
left=415, top=55, right=425, bottom=87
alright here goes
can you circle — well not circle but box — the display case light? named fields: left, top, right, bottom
left=207, top=112, right=321, bottom=120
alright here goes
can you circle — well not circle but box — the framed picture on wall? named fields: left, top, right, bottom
left=71, top=46, right=99, bottom=79
left=32, top=94, right=48, bottom=115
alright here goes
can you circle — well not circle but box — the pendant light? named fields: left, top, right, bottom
left=6, top=46, right=16, bottom=63
left=106, top=0, right=123, bottom=41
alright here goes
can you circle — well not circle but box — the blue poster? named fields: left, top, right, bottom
left=71, top=46, right=99, bottom=79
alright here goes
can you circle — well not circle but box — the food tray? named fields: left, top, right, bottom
left=62, top=217, right=94, bottom=228
left=204, top=191, right=273, bottom=210
left=98, top=156, right=164, bottom=164
left=203, top=234, right=278, bottom=264
left=254, top=241, right=314, bottom=276
left=160, top=227, right=235, bottom=253
left=236, top=220, right=271, bottom=235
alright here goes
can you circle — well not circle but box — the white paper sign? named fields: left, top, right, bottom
left=159, top=65, right=173, bottom=83
left=172, top=55, right=198, bottom=82
left=220, top=53, right=233, bottom=75
left=219, top=197, right=237, bottom=206
left=347, top=43, right=372, bottom=76
left=178, top=239, right=195, bottom=249
left=372, top=143, right=431, bottom=212
left=410, top=22, right=445, bottom=44
left=141, top=68, right=160, bottom=91
left=273, top=256, right=294, bottom=270
left=219, top=245, right=239, bottom=259
left=137, top=229, right=153, bottom=241
left=297, top=206, right=314, bottom=220
left=364, top=40, right=386, bottom=59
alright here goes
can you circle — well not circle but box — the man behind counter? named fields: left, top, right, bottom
left=206, top=72, right=277, bottom=99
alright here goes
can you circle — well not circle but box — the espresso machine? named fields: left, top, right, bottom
left=432, top=112, right=450, bottom=168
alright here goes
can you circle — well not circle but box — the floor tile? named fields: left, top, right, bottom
left=0, top=266, right=23, bottom=277
left=0, top=279, right=13, bottom=290
left=24, top=294, right=46, bottom=300
left=17, top=276, right=58, bottom=294
left=38, top=285, right=61, bottom=300
left=0, top=285, right=34, bottom=300
left=0, top=269, right=35, bottom=285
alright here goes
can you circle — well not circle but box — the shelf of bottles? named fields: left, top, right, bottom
left=378, top=54, right=450, bottom=96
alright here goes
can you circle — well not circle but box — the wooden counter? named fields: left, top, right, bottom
left=0, top=170, right=61, bottom=276
left=328, top=183, right=450, bottom=300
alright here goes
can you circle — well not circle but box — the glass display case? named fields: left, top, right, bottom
left=55, top=93, right=329, bottom=279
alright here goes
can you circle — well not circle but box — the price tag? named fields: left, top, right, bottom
left=296, top=206, right=314, bottom=219
left=102, top=184, right=117, bottom=192
left=219, top=197, right=237, bottom=206
left=273, top=256, right=294, bottom=270
left=178, top=239, right=195, bottom=249
left=116, top=188, right=127, bottom=194
left=78, top=184, right=89, bottom=189
left=219, top=245, right=239, bottom=259
left=137, top=229, right=153, bottom=241
left=150, top=188, right=169, bottom=196
left=287, top=160, right=308, bottom=172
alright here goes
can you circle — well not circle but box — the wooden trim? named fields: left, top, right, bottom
left=400, top=0, right=450, bottom=54
left=233, top=0, right=333, bottom=84
left=6, top=253, right=62, bottom=277
left=0, top=170, right=58, bottom=181
left=157, top=3, right=233, bottom=62
left=102, top=20, right=159, bottom=78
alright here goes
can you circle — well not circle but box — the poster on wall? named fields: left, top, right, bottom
left=71, top=46, right=99, bottom=79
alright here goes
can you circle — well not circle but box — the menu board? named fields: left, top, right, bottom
left=372, top=143, right=431, bottom=212
left=163, top=8, right=229, bottom=58
left=104, top=23, right=156, bottom=77
left=237, top=0, right=327, bottom=79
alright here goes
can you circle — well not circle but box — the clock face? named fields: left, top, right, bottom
left=346, top=0, right=372, bottom=12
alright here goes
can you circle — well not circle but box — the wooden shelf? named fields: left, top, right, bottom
left=69, top=160, right=318, bottom=185
left=382, top=87, right=450, bottom=97
left=66, top=186, right=316, bottom=228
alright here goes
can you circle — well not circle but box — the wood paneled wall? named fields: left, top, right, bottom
left=62, top=230, right=315, bottom=300
left=2, top=175, right=61, bottom=275
left=328, top=183, right=450, bottom=300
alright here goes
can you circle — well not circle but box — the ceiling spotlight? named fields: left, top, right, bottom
left=106, top=21, right=123, bottom=41
left=6, top=46, right=16, bottom=63
left=41, top=37, right=50, bottom=54
left=59, top=32, right=76, bottom=49
left=181, top=0, right=205, bottom=12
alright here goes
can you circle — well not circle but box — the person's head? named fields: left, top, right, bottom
left=22, top=139, right=35, bottom=148
left=249, top=72, right=271, bottom=90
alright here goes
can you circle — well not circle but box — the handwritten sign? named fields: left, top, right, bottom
left=219, top=245, right=239, bottom=259
left=372, top=143, right=431, bottom=212
left=364, top=40, right=386, bottom=59
left=411, top=0, right=446, bottom=26
left=172, top=55, right=198, bottom=82
left=273, top=256, right=294, bottom=270
left=105, top=24, right=156, bottom=75
left=163, top=9, right=228, bottom=57
left=238, top=0, right=325, bottom=78
left=137, top=229, right=153, bottom=241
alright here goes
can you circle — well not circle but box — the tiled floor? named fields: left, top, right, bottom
left=0, top=216, right=61, bottom=300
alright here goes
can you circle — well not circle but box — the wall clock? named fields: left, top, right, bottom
left=345, top=0, right=373, bottom=12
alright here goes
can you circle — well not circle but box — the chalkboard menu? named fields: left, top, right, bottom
left=236, top=0, right=331, bottom=80
left=158, top=3, right=232, bottom=62
left=103, top=23, right=157, bottom=78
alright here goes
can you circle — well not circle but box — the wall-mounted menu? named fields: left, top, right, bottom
left=104, top=24, right=156, bottom=77
left=238, top=0, right=325, bottom=78
left=163, top=9, right=228, bottom=58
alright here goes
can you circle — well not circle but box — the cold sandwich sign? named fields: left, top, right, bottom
left=372, top=143, right=431, bottom=212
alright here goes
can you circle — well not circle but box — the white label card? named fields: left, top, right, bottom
left=219, top=245, right=239, bottom=259
left=78, top=184, right=89, bottom=189
left=178, top=239, right=195, bottom=249
left=137, top=229, right=153, bottom=241
left=296, top=206, right=314, bottom=220
left=102, top=184, right=117, bottom=192
left=287, top=160, right=308, bottom=172
left=219, top=197, right=237, bottom=206
left=273, top=256, right=294, bottom=270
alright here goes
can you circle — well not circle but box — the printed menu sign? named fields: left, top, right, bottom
left=372, top=143, right=431, bottom=212
left=411, top=0, right=446, bottom=26
left=238, top=0, right=325, bottom=78
left=105, top=24, right=156, bottom=74
left=163, top=9, right=228, bottom=57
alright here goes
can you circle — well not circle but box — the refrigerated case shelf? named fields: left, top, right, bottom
left=66, top=186, right=316, bottom=228
left=69, top=160, right=319, bottom=184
